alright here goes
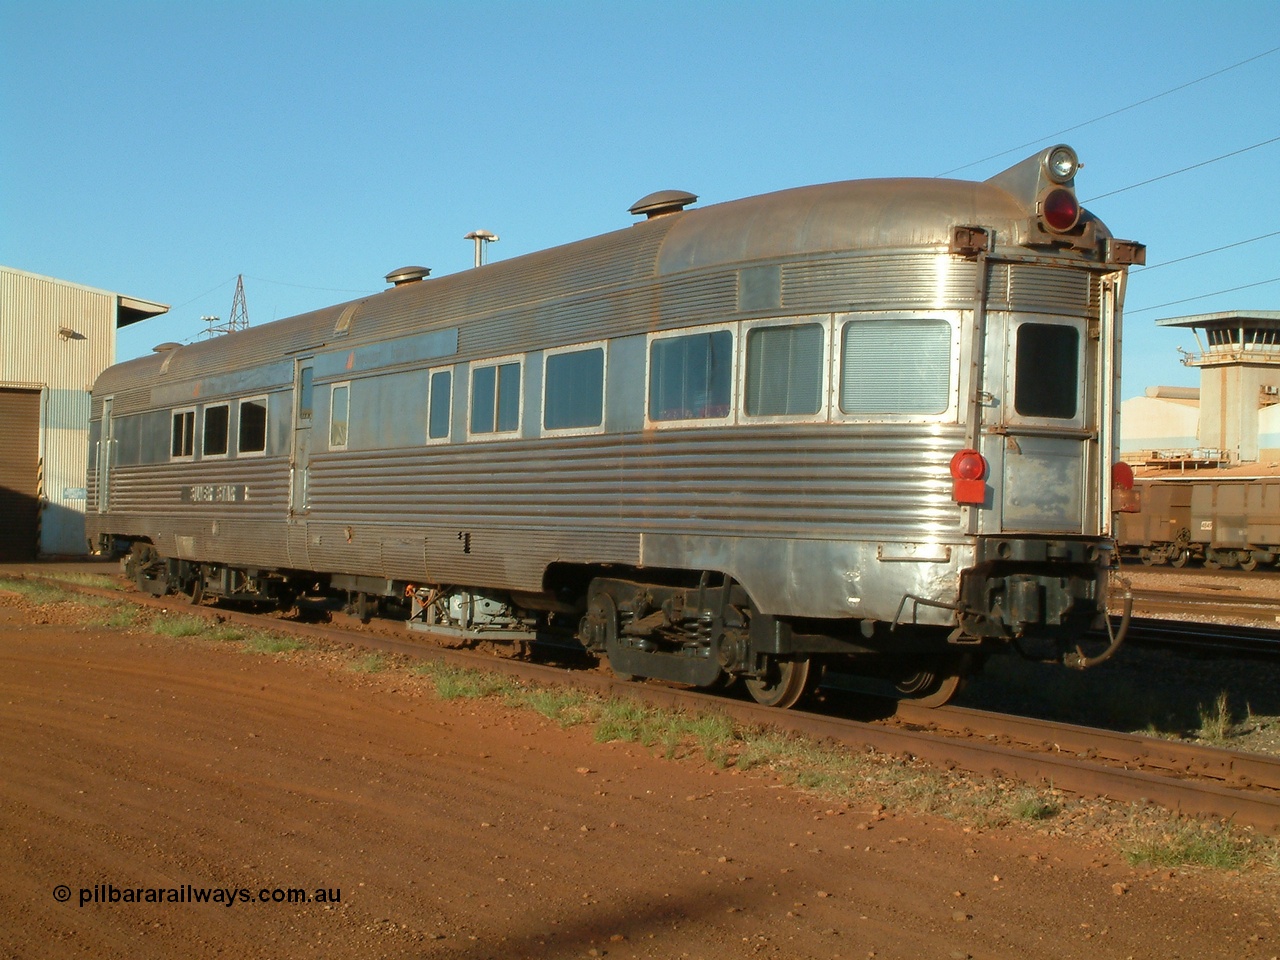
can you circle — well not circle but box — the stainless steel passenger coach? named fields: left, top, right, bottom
left=88, top=146, right=1144, bottom=707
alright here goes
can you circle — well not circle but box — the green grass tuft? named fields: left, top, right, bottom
left=87, top=608, right=141, bottom=629
left=518, top=686, right=594, bottom=727
left=1010, top=788, right=1060, bottom=821
left=1196, top=692, right=1234, bottom=744
left=241, top=633, right=308, bottom=655
left=352, top=653, right=389, bottom=673
left=1123, top=822, right=1250, bottom=870
left=151, top=615, right=247, bottom=642
left=150, top=614, right=211, bottom=638
left=0, top=578, right=72, bottom=605
left=35, top=571, right=124, bottom=591
left=413, top=661, right=513, bottom=698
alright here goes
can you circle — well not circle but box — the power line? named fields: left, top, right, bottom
left=1132, top=231, right=1280, bottom=275
left=243, top=274, right=373, bottom=295
left=1127, top=276, right=1280, bottom=315
left=1083, top=135, right=1280, bottom=202
left=170, top=276, right=239, bottom=312
left=936, top=45, right=1280, bottom=178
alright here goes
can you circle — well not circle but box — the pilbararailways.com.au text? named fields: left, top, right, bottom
left=64, top=884, right=341, bottom=908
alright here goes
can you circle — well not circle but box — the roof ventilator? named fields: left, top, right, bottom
left=629, top=190, right=698, bottom=220
left=385, top=265, right=431, bottom=286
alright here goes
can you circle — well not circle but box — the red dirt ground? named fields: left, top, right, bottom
left=1, top=590, right=1277, bottom=959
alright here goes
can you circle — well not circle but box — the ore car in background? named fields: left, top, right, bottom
left=1119, top=476, right=1280, bottom=570
left=88, top=145, right=1142, bottom=707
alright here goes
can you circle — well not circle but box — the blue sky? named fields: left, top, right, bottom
left=2, top=1, right=1277, bottom=398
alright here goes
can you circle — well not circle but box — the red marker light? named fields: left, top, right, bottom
left=1111, top=461, right=1135, bottom=491
left=950, top=449, right=986, bottom=481
left=1042, top=188, right=1080, bottom=232
left=1112, top=461, right=1140, bottom=513
left=950, top=448, right=987, bottom=505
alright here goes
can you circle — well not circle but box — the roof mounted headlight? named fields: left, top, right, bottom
left=1045, top=145, right=1079, bottom=184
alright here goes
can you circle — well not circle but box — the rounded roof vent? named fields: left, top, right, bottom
left=151, top=342, right=181, bottom=352
left=629, top=189, right=698, bottom=220
left=385, top=265, right=431, bottom=286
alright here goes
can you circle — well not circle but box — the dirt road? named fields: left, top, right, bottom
left=0, top=589, right=1276, bottom=959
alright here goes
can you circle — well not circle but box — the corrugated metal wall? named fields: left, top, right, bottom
left=1, top=266, right=119, bottom=555
left=0, top=388, right=41, bottom=560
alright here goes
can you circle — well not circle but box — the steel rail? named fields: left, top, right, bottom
left=1112, top=616, right=1280, bottom=659
left=892, top=701, right=1280, bottom=791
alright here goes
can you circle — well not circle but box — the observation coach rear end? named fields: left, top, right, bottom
left=88, top=145, right=1143, bottom=707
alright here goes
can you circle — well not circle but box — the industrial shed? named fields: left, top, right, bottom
left=0, top=266, right=167, bottom=560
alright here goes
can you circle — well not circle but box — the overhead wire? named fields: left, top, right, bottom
left=1083, top=135, right=1280, bottom=202
left=167, top=276, right=239, bottom=312
left=242, top=274, right=373, bottom=296
left=1126, top=277, right=1280, bottom=315
left=1131, top=231, right=1280, bottom=275
left=935, top=46, right=1280, bottom=177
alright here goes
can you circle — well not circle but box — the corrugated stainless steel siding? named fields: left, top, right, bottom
left=87, top=456, right=293, bottom=567
left=304, top=422, right=960, bottom=541
left=1004, top=263, right=1097, bottom=317
left=783, top=255, right=979, bottom=312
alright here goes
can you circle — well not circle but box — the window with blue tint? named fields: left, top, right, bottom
left=329, top=384, right=349, bottom=448
left=840, top=318, right=951, bottom=415
left=544, top=347, right=604, bottom=430
left=297, top=367, right=314, bottom=421
left=171, top=409, right=195, bottom=458
left=497, top=363, right=520, bottom=432
left=745, top=323, right=823, bottom=416
left=648, top=330, right=733, bottom=421
left=428, top=368, right=452, bottom=440
left=470, top=361, right=521, bottom=434
left=1014, top=322, right=1079, bottom=419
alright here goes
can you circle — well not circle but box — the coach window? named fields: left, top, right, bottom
left=427, top=367, right=453, bottom=442
left=171, top=408, right=195, bottom=459
left=544, top=343, right=605, bottom=433
left=202, top=404, right=230, bottom=457
left=744, top=321, right=824, bottom=417
left=329, top=383, right=350, bottom=449
left=297, top=367, right=314, bottom=421
left=238, top=396, right=268, bottom=455
left=647, top=327, right=734, bottom=423
left=1013, top=322, right=1079, bottom=419
left=469, top=357, right=522, bottom=437
left=839, top=317, right=952, bottom=416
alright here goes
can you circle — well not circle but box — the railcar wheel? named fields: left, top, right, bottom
left=1139, top=549, right=1157, bottom=566
left=894, top=655, right=970, bottom=708
left=352, top=592, right=375, bottom=623
left=178, top=567, right=204, bottom=605
left=1204, top=549, right=1222, bottom=570
left=1240, top=553, right=1259, bottom=572
left=743, top=657, right=817, bottom=709
left=129, top=544, right=170, bottom=597
left=1169, top=549, right=1189, bottom=568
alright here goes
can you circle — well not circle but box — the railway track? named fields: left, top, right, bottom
left=23, top=570, right=1280, bottom=837
left=1110, top=583, right=1280, bottom=658
left=1119, top=615, right=1280, bottom=659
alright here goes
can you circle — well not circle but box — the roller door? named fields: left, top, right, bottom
left=0, top=388, right=41, bottom=561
